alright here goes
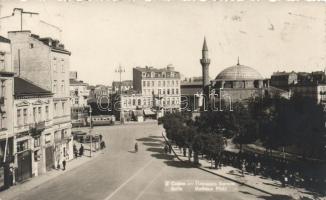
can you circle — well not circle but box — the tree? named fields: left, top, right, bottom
left=203, top=134, right=225, bottom=168
left=231, top=102, right=259, bottom=153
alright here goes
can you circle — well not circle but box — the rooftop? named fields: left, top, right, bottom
left=14, top=77, right=52, bottom=97
left=134, top=65, right=179, bottom=73
left=70, top=79, right=88, bottom=86
left=0, top=36, right=10, bottom=43
left=215, top=63, right=264, bottom=81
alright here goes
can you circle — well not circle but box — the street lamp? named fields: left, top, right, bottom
left=89, top=106, right=92, bottom=157
left=115, top=65, right=125, bottom=124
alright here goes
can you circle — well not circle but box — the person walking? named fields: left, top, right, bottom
left=73, top=144, right=78, bottom=158
left=241, top=160, right=246, bottom=177
left=164, top=145, right=168, bottom=154
left=79, top=144, right=84, bottom=156
left=134, top=142, right=138, bottom=152
left=62, top=159, right=66, bottom=170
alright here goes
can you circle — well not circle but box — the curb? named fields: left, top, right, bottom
left=0, top=150, right=102, bottom=200
left=161, top=131, right=273, bottom=196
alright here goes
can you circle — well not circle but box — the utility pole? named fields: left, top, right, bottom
left=115, top=65, right=125, bottom=124
left=89, top=107, right=92, bottom=157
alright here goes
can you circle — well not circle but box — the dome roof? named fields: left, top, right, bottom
left=215, top=64, right=263, bottom=81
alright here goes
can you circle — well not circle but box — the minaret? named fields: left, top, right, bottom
left=200, top=37, right=210, bottom=91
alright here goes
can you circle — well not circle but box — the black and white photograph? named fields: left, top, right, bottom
left=0, top=0, right=325, bottom=199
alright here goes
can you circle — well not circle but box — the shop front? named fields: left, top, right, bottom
left=0, top=137, right=14, bottom=190
left=16, top=139, right=32, bottom=182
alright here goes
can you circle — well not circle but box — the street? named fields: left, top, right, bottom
left=8, top=122, right=269, bottom=200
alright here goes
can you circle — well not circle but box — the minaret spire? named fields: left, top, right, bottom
left=200, top=37, right=211, bottom=90
left=237, top=56, right=240, bottom=65
left=202, top=36, right=208, bottom=51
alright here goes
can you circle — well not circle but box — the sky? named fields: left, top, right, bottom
left=0, top=0, right=325, bottom=86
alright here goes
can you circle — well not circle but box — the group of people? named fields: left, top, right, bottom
left=73, top=134, right=107, bottom=158
left=164, top=144, right=172, bottom=154
left=73, top=144, right=85, bottom=158
left=217, top=151, right=326, bottom=195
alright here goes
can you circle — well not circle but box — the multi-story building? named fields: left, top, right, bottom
left=290, top=83, right=326, bottom=106
left=8, top=31, right=73, bottom=166
left=94, top=85, right=111, bottom=97
left=0, top=36, right=15, bottom=189
left=70, top=79, right=89, bottom=108
left=270, top=71, right=298, bottom=91
left=13, top=77, right=54, bottom=182
left=133, top=65, right=181, bottom=112
left=112, top=80, right=133, bottom=93
left=111, top=91, right=153, bottom=122
left=69, top=72, right=89, bottom=126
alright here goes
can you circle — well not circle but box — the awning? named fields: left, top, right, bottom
left=132, top=110, right=143, bottom=117
left=143, top=109, right=156, bottom=116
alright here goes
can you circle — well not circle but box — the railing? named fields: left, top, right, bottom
left=30, top=121, right=46, bottom=137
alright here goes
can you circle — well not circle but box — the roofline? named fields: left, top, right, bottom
left=8, top=30, right=31, bottom=34
left=14, top=93, right=53, bottom=98
left=214, top=78, right=265, bottom=81
left=51, top=48, right=71, bottom=56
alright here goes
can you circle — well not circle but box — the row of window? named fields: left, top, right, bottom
left=54, top=102, right=66, bottom=117
left=142, top=71, right=177, bottom=78
left=53, top=57, right=65, bottom=73
left=123, top=97, right=180, bottom=107
left=142, top=80, right=179, bottom=87
left=16, top=138, right=40, bottom=153
left=143, top=88, right=179, bottom=95
left=17, top=106, right=50, bottom=126
left=53, top=80, right=65, bottom=94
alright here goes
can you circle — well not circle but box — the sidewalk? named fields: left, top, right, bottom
left=0, top=149, right=101, bottom=200
left=162, top=133, right=325, bottom=200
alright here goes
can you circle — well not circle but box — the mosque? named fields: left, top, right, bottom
left=199, top=37, right=284, bottom=109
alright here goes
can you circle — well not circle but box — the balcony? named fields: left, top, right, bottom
left=30, top=121, right=46, bottom=137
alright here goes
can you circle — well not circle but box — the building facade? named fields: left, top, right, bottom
left=69, top=74, right=89, bottom=126
left=0, top=36, right=15, bottom=189
left=14, top=77, right=54, bottom=182
left=8, top=31, right=73, bottom=166
left=290, top=83, right=326, bottom=106
left=133, top=65, right=181, bottom=112
left=111, top=91, right=155, bottom=122
left=112, top=80, right=133, bottom=93
left=270, top=71, right=298, bottom=91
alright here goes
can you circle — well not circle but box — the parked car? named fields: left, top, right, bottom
left=72, top=131, right=87, bottom=143
left=84, top=134, right=101, bottom=143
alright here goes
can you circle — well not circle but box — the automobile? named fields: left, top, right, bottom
left=72, top=131, right=87, bottom=143
left=84, top=134, right=101, bottom=143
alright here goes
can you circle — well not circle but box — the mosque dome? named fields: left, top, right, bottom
left=215, top=63, right=263, bottom=81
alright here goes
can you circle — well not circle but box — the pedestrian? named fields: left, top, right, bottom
left=164, top=145, right=168, bottom=154
left=79, top=144, right=84, bottom=156
left=74, top=148, right=78, bottom=158
left=168, top=144, right=172, bottom=154
left=57, top=160, right=61, bottom=170
left=99, top=134, right=103, bottom=141
left=255, top=162, right=261, bottom=176
left=8, top=165, right=14, bottom=187
left=101, top=141, right=106, bottom=149
left=134, top=142, right=138, bottom=152
left=241, top=161, right=246, bottom=176
left=62, top=159, right=66, bottom=170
